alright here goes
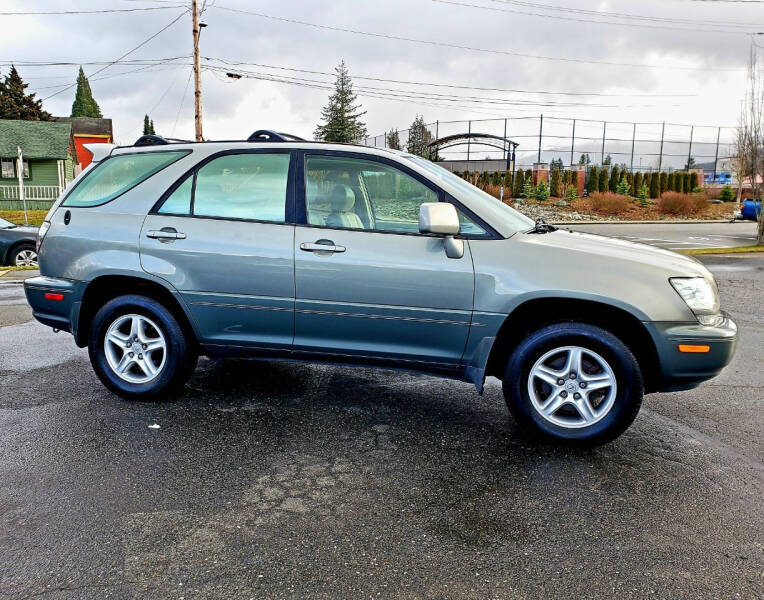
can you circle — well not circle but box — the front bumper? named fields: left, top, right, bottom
left=24, top=276, right=84, bottom=336
left=645, top=313, right=738, bottom=392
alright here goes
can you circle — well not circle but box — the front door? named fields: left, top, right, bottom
left=293, top=152, right=476, bottom=367
left=140, top=150, right=295, bottom=350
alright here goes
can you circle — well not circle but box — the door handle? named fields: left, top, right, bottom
left=147, top=228, right=186, bottom=240
left=300, top=241, right=346, bottom=253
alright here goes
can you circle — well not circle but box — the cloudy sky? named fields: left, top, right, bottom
left=2, top=0, right=763, bottom=165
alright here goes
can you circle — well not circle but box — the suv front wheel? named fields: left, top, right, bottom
left=503, top=323, right=644, bottom=446
left=88, top=294, right=197, bottom=400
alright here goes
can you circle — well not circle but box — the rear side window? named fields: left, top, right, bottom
left=63, top=151, right=188, bottom=207
left=193, top=153, right=290, bottom=222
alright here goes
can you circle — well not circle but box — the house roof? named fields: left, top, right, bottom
left=55, top=116, right=113, bottom=137
left=0, top=119, right=75, bottom=160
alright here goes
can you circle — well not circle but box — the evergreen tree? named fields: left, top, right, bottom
left=633, top=172, right=643, bottom=197
left=616, top=178, right=631, bottom=196
left=521, top=180, right=534, bottom=199
left=512, top=169, right=525, bottom=198
left=689, top=171, right=699, bottom=191
left=676, top=172, right=685, bottom=193
left=649, top=171, right=660, bottom=198
left=406, top=114, right=434, bottom=158
left=660, top=172, right=668, bottom=196
left=609, top=165, right=620, bottom=192
left=667, top=172, right=675, bottom=193
left=550, top=158, right=564, bottom=171
left=603, top=155, right=612, bottom=166
left=525, top=168, right=533, bottom=183
left=314, top=61, right=367, bottom=143
left=0, top=66, right=52, bottom=120
left=70, top=66, right=102, bottom=118
left=571, top=170, right=578, bottom=188
left=626, top=171, right=634, bottom=195
left=385, top=129, right=401, bottom=150
left=142, top=115, right=156, bottom=135
left=685, top=156, right=697, bottom=170
left=566, top=184, right=578, bottom=201
left=598, top=167, right=608, bottom=192
left=535, top=180, right=550, bottom=201
left=587, top=166, right=599, bottom=194
left=637, top=183, right=649, bottom=206
left=683, top=172, right=692, bottom=193
left=578, top=153, right=591, bottom=165
left=550, top=168, right=562, bottom=197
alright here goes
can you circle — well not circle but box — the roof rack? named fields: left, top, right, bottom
left=134, top=134, right=170, bottom=147
left=247, top=130, right=305, bottom=143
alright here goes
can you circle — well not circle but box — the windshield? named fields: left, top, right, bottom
left=0, top=217, right=15, bottom=228
left=404, top=155, right=534, bottom=234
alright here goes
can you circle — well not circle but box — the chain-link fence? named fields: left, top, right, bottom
left=362, top=115, right=736, bottom=180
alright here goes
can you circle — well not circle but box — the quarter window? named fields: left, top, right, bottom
left=63, top=151, right=187, bottom=207
left=192, top=153, right=289, bottom=222
left=158, top=175, right=192, bottom=215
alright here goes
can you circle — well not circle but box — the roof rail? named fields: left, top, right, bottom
left=247, top=130, right=306, bottom=143
left=134, top=134, right=170, bottom=147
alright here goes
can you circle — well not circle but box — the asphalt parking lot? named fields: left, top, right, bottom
left=0, top=252, right=762, bottom=599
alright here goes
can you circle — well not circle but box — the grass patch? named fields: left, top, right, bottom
left=0, top=210, right=48, bottom=226
left=680, top=245, right=764, bottom=255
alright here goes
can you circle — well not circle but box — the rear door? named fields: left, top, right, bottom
left=293, top=151, right=479, bottom=368
left=140, top=149, right=296, bottom=351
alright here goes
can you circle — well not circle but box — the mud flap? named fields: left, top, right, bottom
left=464, top=336, right=495, bottom=395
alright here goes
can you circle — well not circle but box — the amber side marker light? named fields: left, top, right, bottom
left=44, top=293, right=64, bottom=301
left=678, top=344, right=711, bottom=353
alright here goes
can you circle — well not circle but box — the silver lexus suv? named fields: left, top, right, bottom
left=24, top=130, right=737, bottom=445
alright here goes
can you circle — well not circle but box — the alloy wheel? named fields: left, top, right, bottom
left=104, top=314, right=167, bottom=384
left=14, top=249, right=38, bottom=267
left=527, top=345, right=617, bottom=429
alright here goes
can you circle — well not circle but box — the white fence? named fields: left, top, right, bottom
left=0, top=185, right=63, bottom=200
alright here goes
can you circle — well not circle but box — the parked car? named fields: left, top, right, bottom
left=24, top=131, right=737, bottom=445
left=736, top=199, right=762, bottom=221
left=0, top=216, right=39, bottom=267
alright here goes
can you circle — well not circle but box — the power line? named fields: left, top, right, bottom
left=172, top=70, right=194, bottom=136
left=0, top=6, right=185, bottom=15
left=432, top=0, right=762, bottom=34
left=42, top=11, right=187, bottom=101
left=210, top=5, right=744, bottom=72
left=204, top=56, right=696, bottom=98
left=484, top=0, right=764, bottom=27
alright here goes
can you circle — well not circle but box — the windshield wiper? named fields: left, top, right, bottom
left=526, top=218, right=557, bottom=234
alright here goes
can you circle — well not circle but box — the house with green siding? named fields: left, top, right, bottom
left=0, top=119, right=78, bottom=209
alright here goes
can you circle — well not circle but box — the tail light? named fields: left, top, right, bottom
left=37, top=220, right=50, bottom=253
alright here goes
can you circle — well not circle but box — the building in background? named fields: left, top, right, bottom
left=55, top=116, right=113, bottom=170
left=0, top=119, right=78, bottom=207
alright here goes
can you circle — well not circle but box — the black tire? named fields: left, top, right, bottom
left=11, top=243, right=38, bottom=267
left=503, top=322, right=643, bottom=446
left=88, top=294, right=197, bottom=400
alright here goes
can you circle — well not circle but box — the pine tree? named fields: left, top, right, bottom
left=386, top=129, right=401, bottom=150
left=616, top=178, right=630, bottom=196
left=70, top=66, right=102, bottom=118
left=660, top=172, right=668, bottom=196
left=603, top=155, right=612, bottom=166
left=513, top=169, right=525, bottom=198
left=578, top=153, right=590, bottom=165
left=609, top=165, right=620, bottom=192
left=550, top=168, right=562, bottom=197
left=719, top=185, right=735, bottom=202
left=521, top=180, right=534, bottom=199
left=142, top=115, right=156, bottom=135
left=637, top=183, right=649, bottom=206
left=626, top=171, right=634, bottom=195
left=667, top=172, right=675, bottom=193
left=587, top=166, right=599, bottom=194
left=535, top=180, right=550, bottom=201
left=0, top=66, right=52, bottom=120
left=406, top=114, right=434, bottom=158
left=598, top=167, right=608, bottom=192
left=571, top=170, right=578, bottom=187
left=683, top=172, right=692, bottom=193
left=314, top=61, right=367, bottom=143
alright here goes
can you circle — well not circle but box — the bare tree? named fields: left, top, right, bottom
left=736, top=43, right=764, bottom=244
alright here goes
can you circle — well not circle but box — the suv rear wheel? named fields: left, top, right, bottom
left=503, top=322, right=643, bottom=446
left=88, top=294, right=197, bottom=400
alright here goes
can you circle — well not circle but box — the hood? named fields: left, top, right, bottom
left=519, top=229, right=711, bottom=278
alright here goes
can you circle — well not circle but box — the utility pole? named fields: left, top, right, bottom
left=192, top=0, right=203, bottom=141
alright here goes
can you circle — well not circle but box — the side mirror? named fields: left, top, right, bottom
left=419, top=202, right=464, bottom=259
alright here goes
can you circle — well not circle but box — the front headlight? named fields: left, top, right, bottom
left=670, top=277, right=720, bottom=316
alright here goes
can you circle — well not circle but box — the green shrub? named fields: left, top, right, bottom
left=587, top=166, right=599, bottom=194
left=689, top=171, right=699, bottom=191
left=616, top=178, right=631, bottom=196
left=598, top=167, right=609, bottom=192
left=566, top=185, right=578, bottom=201
left=513, top=169, right=525, bottom=197
left=649, top=171, right=660, bottom=198
left=550, top=169, right=562, bottom=197
left=609, top=165, right=620, bottom=193
left=660, top=172, right=668, bottom=196
left=719, top=185, right=735, bottom=202
left=633, top=172, right=643, bottom=197
left=521, top=180, right=534, bottom=199
left=637, top=183, right=649, bottom=206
